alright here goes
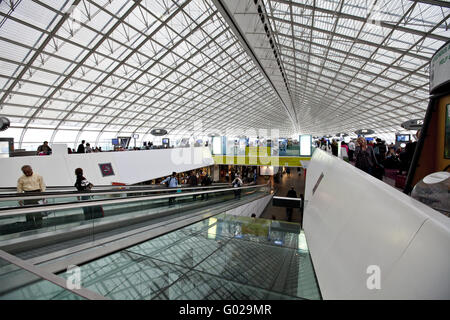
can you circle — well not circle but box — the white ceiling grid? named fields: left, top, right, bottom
left=0, top=0, right=294, bottom=148
left=0, top=0, right=449, bottom=147
left=224, top=0, right=449, bottom=136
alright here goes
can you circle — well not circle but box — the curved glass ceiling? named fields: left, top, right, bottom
left=0, top=0, right=449, bottom=148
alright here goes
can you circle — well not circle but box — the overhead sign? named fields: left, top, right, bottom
left=401, top=119, right=424, bottom=130
left=430, top=40, right=450, bottom=93
left=354, top=129, right=375, bottom=135
left=150, top=129, right=167, bottom=136
left=0, top=117, right=10, bottom=131
left=99, top=163, right=115, bottom=177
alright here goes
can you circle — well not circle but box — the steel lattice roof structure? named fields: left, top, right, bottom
left=0, top=0, right=449, bottom=149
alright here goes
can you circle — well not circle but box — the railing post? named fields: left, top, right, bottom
left=300, top=193, right=304, bottom=228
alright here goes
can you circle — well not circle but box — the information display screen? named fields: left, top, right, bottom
left=162, top=138, right=169, bottom=144
left=396, top=135, right=410, bottom=142
left=112, top=138, right=118, bottom=145
left=212, top=136, right=222, bottom=155
left=299, top=135, right=312, bottom=156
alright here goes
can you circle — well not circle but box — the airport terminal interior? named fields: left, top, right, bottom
left=0, top=0, right=449, bottom=301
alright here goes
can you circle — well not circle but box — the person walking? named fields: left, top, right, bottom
left=286, top=186, right=297, bottom=222
left=17, top=165, right=46, bottom=229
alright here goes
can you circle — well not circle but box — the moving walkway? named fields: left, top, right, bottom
left=0, top=183, right=320, bottom=300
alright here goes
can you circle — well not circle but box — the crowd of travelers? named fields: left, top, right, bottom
left=220, top=167, right=258, bottom=184
left=36, top=139, right=200, bottom=156
left=14, top=164, right=217, bottom=230
left=316, top=130, right=420, bottom=181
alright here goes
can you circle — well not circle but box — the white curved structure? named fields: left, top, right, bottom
left=304, top=149, right=450, bottom=299
left=0, top=146, right=214, bottom=186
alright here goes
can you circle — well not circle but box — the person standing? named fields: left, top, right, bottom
left=355, top=137, right=378, bottom=177
left=36, top=141, right=52, bottom=155
left=348, top=140, right=356, bottom=162
left=231, top=175, right=243, bottom=199
left=286, top=186, right=297, bottom=222
left=331, top=139, right=338, bottom=157
left=77, top=140, right=86, bottom=153
left=230, top=170, right=236, bottom=182
left=85, top=142, right=92, bottom=153
left=374, top=138, right=387, bottom=164
left=74, top=168, right=103, bottom=220
left=17, top=165, right=46, bottom=228
left=161, top=172, right=178, bottom=205
left=187, top=171, right=198, bottom=200
left=201, top=173, right=212, bottom=200
left=340, top=141, right=349, bottom=161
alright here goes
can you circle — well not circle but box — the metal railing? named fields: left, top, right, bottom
left=0, top=249, right=108, bottom=300
left=0, top=183, right=270, bottom=218
left=0, top=183, right=230, bottom=202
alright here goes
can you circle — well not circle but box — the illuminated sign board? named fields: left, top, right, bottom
left=299, top=135, right=312, bottom=156
left=430, top=41, right=450, bottom=93
left=401, top=119, right=424, bottom=130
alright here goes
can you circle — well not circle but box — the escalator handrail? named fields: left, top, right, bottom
left=0, top=183, right=270, bottom=218
left=0, top=184, right=230, bottom=201
left=0, top=183, right=229, bottom=191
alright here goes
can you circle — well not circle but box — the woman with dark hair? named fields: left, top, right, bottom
left=74, top=168, right=102, bottom=220
left=355, top=137, right=379, bottom=178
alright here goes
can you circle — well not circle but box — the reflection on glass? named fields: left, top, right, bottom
left=207, top=217, right=217, bottom=239
left=0, top=257, right=85, bottom=300
left=58, top=214, right=321, bottom=300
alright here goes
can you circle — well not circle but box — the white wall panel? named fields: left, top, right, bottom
left=0, top=146, right=214, bottom=187
left=224, top=194, right=272, bottom=218
left=303, top=149, right=450, bottom=299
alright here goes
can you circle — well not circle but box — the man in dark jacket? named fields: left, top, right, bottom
left=201, top=174, right=212, bottom=200
left=286, top=187, right=297, bottom=222
left=374, top=138, right=387, bottom=164
left=188, top=171, right=198, bottom=200
left=77, top=140, right=86, bottom=153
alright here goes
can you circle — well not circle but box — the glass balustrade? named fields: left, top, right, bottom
left=55, top=214, right=320, bottom=300
left=0, top=256, right=85, bottom=300
left=0, top=185, right=270, bottom=242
